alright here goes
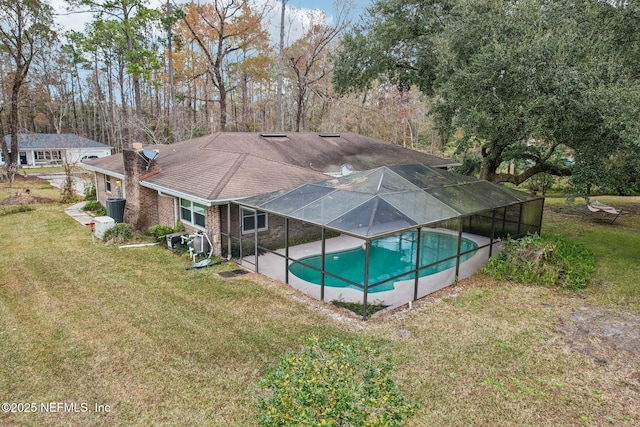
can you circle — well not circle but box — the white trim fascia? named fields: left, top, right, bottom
left=81, top=164, right=125, bottom=180
left=141, top=181, right=237, bottom=207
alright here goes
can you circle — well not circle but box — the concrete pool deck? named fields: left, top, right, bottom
left=241, top=229, right=500, bottom=311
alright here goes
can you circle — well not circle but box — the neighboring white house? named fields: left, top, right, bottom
left=1, top=134, right=112, bottom=167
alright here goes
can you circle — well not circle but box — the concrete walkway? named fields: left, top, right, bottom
left=33, top=172, right=96, bottom=226
left=33, top=172, right=90, bottom=196
left=64, top=201, right=94, bottom=226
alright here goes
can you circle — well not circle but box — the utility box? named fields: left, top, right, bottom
left=166, top=232, right=187, bottom=249
left=93, top=216, right=116, bottom=239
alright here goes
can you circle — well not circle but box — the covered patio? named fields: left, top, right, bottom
left=230, top=164, right=544, bottom=318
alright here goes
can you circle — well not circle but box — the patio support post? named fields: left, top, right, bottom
left=502, top=207, right=507, bottom=235
left=284, top=217, right=289, bottom=284
left=538, top=199, right=545, bottom=233
left=320, top=227, right=326, bottom=301
left=413, top=227, right=422, bottom=302
left=254, top=210, right=259, bottom=272
left=517, top=202, right=524, bottom=236
left=238, top=205, right=243, bottom=262
left=455, top=219, right=462, bottom=279
left=226, top=203, right=231, bottom=258
left=362, top=240, right=371, bottom=320
left=489, top=210, right=496, bottom=258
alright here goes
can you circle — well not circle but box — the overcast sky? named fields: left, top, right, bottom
left=51, top=0, right=372, bottom=44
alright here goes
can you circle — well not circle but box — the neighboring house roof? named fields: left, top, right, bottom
left=82, top=132, right=458, bottom=203
left=4, top=133, right=111, bottom=150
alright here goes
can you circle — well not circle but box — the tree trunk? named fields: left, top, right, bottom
left=276, top=0, right=286, bottom=131
left=167, top=0, right=178, bottom=142
left=7, top=62, right=25, bottom=185
left=124, top=24, right=144, bottom=144
left=118, top=62, right=130, bottom=151
left=241, top=72, right=248, bottom=131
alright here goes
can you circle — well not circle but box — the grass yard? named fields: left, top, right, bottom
left=1, top=176, right=639, bottom=426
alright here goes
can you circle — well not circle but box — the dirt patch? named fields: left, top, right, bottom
left=1, top=174, right=57, bottom=205
left=218, top=269, right=250, bottom=278
left=0, top=194, right=57, bottom=205
left=561, top=306, right=640, bottom=364
left=548, top=202, right=640, bottom=217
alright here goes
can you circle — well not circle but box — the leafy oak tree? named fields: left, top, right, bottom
left=0, top=0, right=55, bottom=184
left=335, top=0, right=640, bottom=194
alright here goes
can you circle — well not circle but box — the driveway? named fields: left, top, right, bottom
left=32, top=172, right=93, bottom=196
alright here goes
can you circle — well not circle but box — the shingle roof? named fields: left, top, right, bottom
left=5, top=134, right=110, bottom=149
left=83, top=132, right=458, bottom=203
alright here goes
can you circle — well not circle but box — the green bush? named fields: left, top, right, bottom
left=82, top=200, right=101, bottom=212
left=102, top=223, right=134, bottom=244
left=257, top=337, right=417, bottom=426
left=82, top=200, right=106, bottom=216
left=483, top=233, right=595, bottom=289
left=84, top=183, right=97, bottom=201
left=148, top=222, right=185, bottom=243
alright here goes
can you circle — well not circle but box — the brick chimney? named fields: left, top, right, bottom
left=123, top=143, right=161, bottom=231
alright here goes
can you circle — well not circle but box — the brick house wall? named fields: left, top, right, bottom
left=156, top=194, right=176, bottom=227
left=94, top=172, right=110, bottom=206
left=221, top=204, right=330, bottom=257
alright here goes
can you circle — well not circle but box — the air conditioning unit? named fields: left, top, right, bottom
left=166, top=232, right=187, bottom=249
left=93, top=216, right=116, bottom=239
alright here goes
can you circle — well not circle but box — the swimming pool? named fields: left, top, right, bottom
left=288, top=230, right=479, bottom=293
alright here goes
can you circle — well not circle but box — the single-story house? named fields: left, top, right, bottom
left=1, top=134, right=112, bottom=167
left=82, top=132, right=544, bottom=316
left=81, top=132, right=458, bottom=252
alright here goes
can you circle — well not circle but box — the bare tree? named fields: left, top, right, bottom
left=275, top=0, right=286, bottom=131
left=286, top=3, right=350, bottom=131
left=179, top=0, right=269, bottom=131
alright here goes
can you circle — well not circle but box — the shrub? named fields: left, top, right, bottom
left=84, top=182, right=97, bottom=201
left=102, top=223, right=134, bottom=244
left=257, top=336, right=417, bottom=427
left=82, top=200, right=106, bottom=216
left=483, top=233, right=595, bottom=289
left=149, top=224, right=176, bottom=242
left=82, top=200, right=101, bottom=212
left=148, top=222, right=185, bottom=242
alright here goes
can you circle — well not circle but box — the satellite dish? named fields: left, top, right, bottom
left=142, top=149, right=159, bottom=161
left=340, top=164, right=354, bottom=176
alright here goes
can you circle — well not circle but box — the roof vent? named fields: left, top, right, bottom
left=319, top=133, right=340, bottom=138
left=260, top=133, right=287, bottom=138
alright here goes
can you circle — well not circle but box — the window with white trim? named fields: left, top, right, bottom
left=241, top=208, right=267, bottom=233
left=105, top=175, right=112, bottom=193
left=180, top=199, right=206, bottom=228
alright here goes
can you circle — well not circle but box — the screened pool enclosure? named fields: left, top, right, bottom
left=231, top=164, right=544, bottom=319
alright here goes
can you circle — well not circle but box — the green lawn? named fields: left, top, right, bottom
left=1, top=181, right=639, bottom=426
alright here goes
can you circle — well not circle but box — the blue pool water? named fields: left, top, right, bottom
left=289, top=230, right=478, bottom=293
